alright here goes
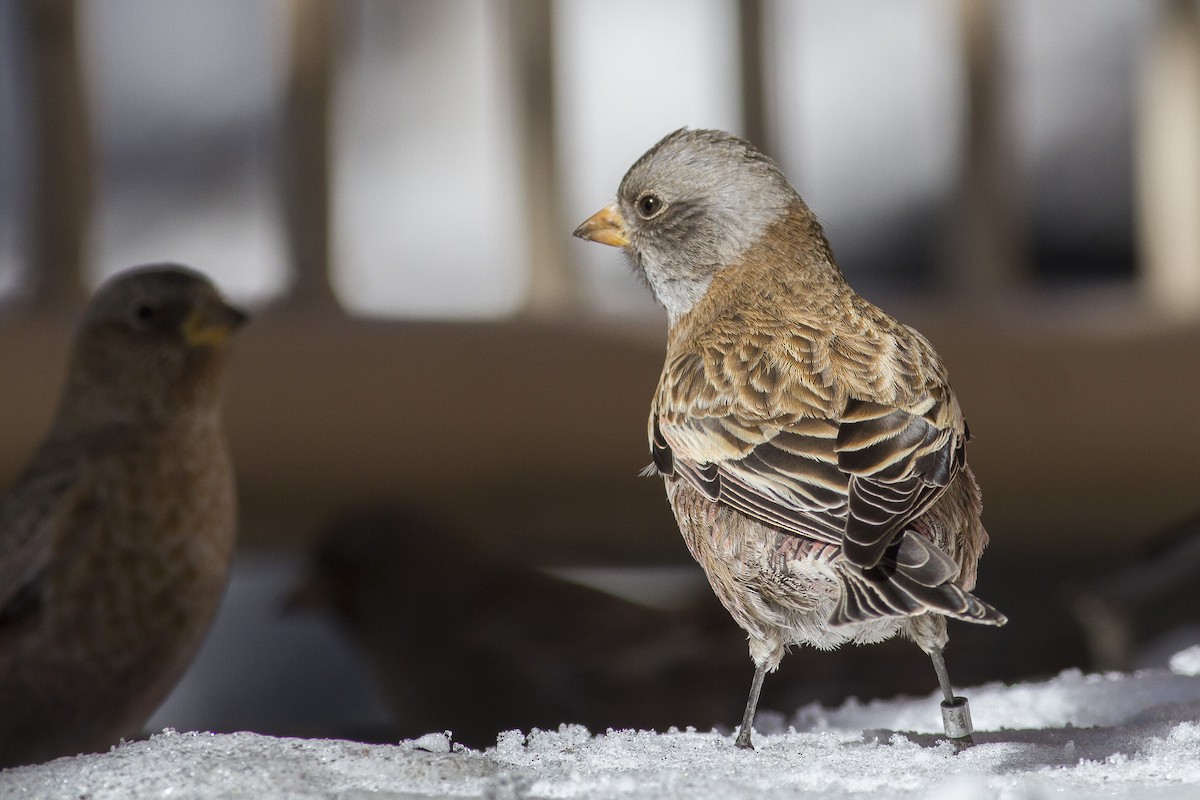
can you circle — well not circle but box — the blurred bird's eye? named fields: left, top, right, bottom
left=134, top=305, right=156, bottom=323
left=636, top=193, right=665, bottom=219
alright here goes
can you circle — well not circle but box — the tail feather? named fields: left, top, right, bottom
left=830, top=530, right=1007, bottom=627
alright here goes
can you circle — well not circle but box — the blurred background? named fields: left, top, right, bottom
left=1, top=0, right=1199, bottom=744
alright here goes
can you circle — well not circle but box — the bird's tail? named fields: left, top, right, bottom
left=829, top=529, right=1007, bottom=627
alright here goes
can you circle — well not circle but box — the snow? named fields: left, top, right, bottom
left=3, top=660, right=1200, bottom=799
left=1169, top=645, right=1200, bottom=678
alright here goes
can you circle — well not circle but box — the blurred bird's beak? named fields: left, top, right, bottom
left=183, top=303, right=248, bottom=347
left=573, top=204, right=630, bottom=247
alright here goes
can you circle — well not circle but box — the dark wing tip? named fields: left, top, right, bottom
left=650, top=417, right=675, bottom=476
left=960, top=594, right=1007, bottom=626
left=830, top=554, right=1006, bottom=628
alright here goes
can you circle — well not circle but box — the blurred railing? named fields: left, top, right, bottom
left=8, top=0, right=1200, bottom=318
left=3, top=1, right=1200, bottom=560
left=1138, top=0, right=1200, bottom=318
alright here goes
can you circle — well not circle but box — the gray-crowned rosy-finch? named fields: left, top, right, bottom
left=0, top=265, right=245, bottom=767
left=574, top=128, right=1005, bottom=749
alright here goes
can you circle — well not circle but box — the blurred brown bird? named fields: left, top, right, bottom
left=0, top=265, right=245, bottom=768
left=289, top=508, right=752, bottom=748
left=574, top=128, right=1006, bottom=749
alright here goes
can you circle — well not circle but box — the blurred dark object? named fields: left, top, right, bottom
left=1071, top=513, right=1200, bottom=671
left=289, top=508, right=751, bottom=747
left=290, top=509, right=1104, bottom=746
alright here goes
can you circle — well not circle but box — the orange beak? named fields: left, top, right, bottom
left=573, top=203, right=630, bottom=248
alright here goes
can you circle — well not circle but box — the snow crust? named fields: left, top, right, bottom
left=1169, top=645, right=1200, bottom=678
left=3, top=663, right=1200, bottom=799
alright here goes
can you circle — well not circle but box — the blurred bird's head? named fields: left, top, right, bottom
left=62, top=264, right=247, bottom=428
left=287, top=508, right=482, bottom=621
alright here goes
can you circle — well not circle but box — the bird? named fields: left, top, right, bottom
left=288, top=507, right=752, bottom=747
left=0, top=265, right=246, bottom=768
left=573, top=128, right=1006, bottom=749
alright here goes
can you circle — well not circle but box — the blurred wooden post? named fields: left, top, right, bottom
left=281, top=0, right=339, bottom=309
left=737, top=0, right=771, bottom=157
left=505, top=0, right=579, bottom=316
left=28, top=0, right=90, bottom=309
left=947, top=0, right=1026, bottom=295
left=1136, top=0, right=1200, bottom=319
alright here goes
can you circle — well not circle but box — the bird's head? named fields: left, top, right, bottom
left=62, top=265, right=247, bottom=428
left=574, top=128, right=801, bottom=321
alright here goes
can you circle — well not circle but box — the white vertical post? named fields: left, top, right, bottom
left=504, top=0, right=579, bottom=316
left=1136, top=0, right=1200, bottom=319
left=28, top=0, right=90, bottom=309
left=281, top=0, right=339, bottom=310
left=948, top=0, right=1026, bottom=296
left=738, top=0, right=771, bottom=157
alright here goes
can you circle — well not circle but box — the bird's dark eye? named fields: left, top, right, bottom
left=636, top=193, right=665, bottom=220
left=134, top=305, right=156, bottom=322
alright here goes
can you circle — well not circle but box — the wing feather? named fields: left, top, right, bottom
left=653, top=319, right=968, bottom=573
left=0, top=450, right=82, bottom=625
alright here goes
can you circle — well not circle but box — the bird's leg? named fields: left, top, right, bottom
left=930, top=647, right=974, bottom=747
left=734, top=663, right=767, bottom=749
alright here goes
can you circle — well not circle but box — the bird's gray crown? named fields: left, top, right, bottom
left=84, top=264, right=218, bottom=328
left=616, top=128, right=797, bottom=321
